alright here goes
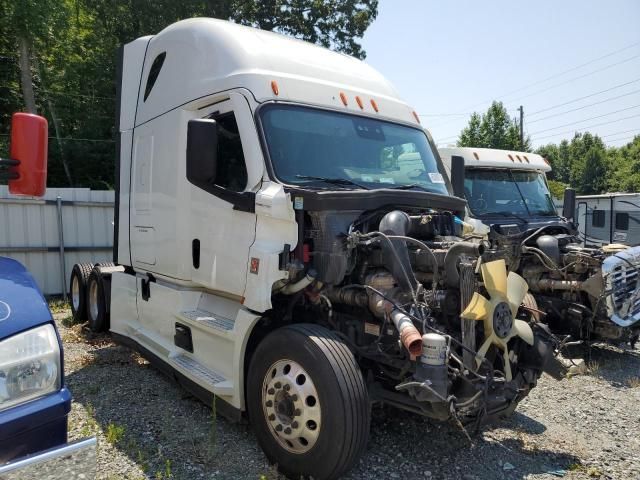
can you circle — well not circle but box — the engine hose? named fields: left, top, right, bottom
left=444, top=242, right=485, bottom=287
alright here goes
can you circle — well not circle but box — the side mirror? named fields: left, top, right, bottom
left=1, top=113, right=48, bottom=196
left=562, top=187, right=576, bottom=222
left=450, top=155, right=465, bottom=199
left=186, top=118, right=218, bottom=187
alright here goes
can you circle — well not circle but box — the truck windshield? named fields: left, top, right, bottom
left=259, top=104, right=449, bottom=195
left=464, top=168, right=557, bottom=217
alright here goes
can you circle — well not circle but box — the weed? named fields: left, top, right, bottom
left=106, top=422, right=125, bottom=445
left=585, top=361, right=600, bottom=375
left=48, top=298, right=70, bottom=313
left=627, top=376, right=640, bottom=388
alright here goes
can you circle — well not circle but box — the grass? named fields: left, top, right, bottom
left=106, top=422, right=126, bottom=445
left=627, top=376, right=640, bottom=388
left=47, top=297, right=70, bottom=314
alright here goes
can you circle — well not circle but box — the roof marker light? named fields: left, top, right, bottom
left=523, top=155, right=530, bottom=163
left=473, top=152, right=479, bottom=160
left=412, top=111, right=420, bottom=123
left=271, top=81, right=279, bottom=96
left=508, top=154, right=515, bottom=162
left=370, top=99, right=379, bottom=112
left=516, top=155, right=522, bottom=162
left=355, top=96, right=364, bottom=109
left=340, top=92, right=348, bottom=106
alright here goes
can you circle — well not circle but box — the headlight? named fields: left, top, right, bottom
left=0, top=324, right=61, bottom=411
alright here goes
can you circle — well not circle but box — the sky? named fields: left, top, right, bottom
left=360, top=0, right=640, bottom=149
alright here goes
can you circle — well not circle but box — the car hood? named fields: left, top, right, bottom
left=0, top=257, right=52, bottom=339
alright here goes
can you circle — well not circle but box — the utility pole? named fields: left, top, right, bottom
left=518, top=105, right=524, bottom=150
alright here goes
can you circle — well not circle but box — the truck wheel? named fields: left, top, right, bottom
left=87, top=268, right=109, bottom=332
left=70, top=263, right=94, bottom=322
left=247, top=323, right=369, bottom=480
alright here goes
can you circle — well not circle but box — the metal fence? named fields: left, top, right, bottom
left=0, top=186, right=114, bottom=296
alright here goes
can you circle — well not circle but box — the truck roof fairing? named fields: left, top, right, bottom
left=122, top=18, right=419, bottom=129
left=439, top=147, right=551, bottom=172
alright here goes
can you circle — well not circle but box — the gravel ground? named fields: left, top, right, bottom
left=53, top=307, right=640, bottom=480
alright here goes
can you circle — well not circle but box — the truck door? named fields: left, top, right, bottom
left=186, top=97, right=258, bottom=298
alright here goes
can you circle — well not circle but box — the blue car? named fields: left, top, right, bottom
left=0, top=257, right=70, bottom=463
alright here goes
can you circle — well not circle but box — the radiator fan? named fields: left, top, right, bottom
left=461, top=259, right=534, bottom=380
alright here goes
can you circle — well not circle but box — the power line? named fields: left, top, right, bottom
left=418, top=113, right=474, bottom=117
left=529, top=104, right=640, bottom=135
left=428, top=41, right=640, bottom=128
left=526, top=89, right=640, bottom=124
left=502, top=53, right=640, bottom=107
left=601, top=128, right=640, bottom=138
left=531, top=113, right=640, bottom=141
left=528, top=78, right=640, bottom=115
left=606, top=134, right=639, bottom=143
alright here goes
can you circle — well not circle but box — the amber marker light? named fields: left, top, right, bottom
left=339, top=92, right=348, bottom=106
left=473, top=152, right=479, bottom=160
left=412, top=111, right=420, bottom=123
left=355, top=96, right=364, bottom=109
left=370, top=99, right=379, bottom=112
left=271, top=80, right=279, bottom=96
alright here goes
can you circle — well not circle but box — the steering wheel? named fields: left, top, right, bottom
left=473, top=197, right=488, bottom=212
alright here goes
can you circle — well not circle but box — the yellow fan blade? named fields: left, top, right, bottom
left=513, top=319, right=535, bottom=346
left=461, top=292, right=491, bottom=320
left=502, top=349, right=513, bottom=381
left=506, top=271, right=529, bottom=317
left=481, top=259, right=508, bottom=299
left=474, top=335, right=494, bottom=368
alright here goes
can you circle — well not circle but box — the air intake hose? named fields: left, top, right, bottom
left=378, top=211, right=418, bottom=293
left=443, top=241, right=484, bottom=287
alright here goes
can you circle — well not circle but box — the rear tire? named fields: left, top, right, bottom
left=247, top=323, right=370, bottom=480
left=70, top=263, right=94, bottom=322
left=87, top=268, right=109, bottom=332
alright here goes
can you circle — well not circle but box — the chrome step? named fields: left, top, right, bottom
left=171, top=354, right=233, bottom=396
left=180, top=309, right=235, bottom=332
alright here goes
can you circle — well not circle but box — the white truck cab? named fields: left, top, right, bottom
left=69, top=20, right=559, bottom=479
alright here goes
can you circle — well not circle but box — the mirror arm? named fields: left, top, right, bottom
left=0, top=157, right=20, bottom=167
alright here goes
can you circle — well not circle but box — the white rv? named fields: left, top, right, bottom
left=439, top=147, right=640, bottom=346
left=576, top=193, right=640, bottom=247
left=67, top=20, right=559, bottom=479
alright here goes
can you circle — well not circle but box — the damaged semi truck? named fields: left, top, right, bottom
left=439, top=147, right=640, bottom=347
left=70, top=19, right=559, bottom=479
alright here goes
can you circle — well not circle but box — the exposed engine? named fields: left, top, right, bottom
left=274, top=206, right=560, bottom=425
left=487, top=224, right=640, bottom=346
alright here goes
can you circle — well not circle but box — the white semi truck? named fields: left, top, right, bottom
left=439, top=147, right=640, bottom=347
left=69, top=19, right=559, bottom=479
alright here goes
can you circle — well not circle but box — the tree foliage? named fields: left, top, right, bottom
left=457, top=101, right=530, bottom=151
left=0, top=0, right=378, bottom=188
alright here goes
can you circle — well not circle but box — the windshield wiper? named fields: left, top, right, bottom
left=489, top=211, right=530, bottom=223
left=384, top=183, right=429, bottom=191
left=295, top=175, right=370, bottom=190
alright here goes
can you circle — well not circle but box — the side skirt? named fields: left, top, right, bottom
left=111, top=332, right=245, bottom=423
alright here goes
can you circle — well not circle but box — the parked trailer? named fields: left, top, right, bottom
left=71, top=19, right=560, bottom=479
left=438, top=146, right=640, bottom=346
left=576, top=192, right=640, bottom=247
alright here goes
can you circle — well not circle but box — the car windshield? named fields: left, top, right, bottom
left=259, top=104, right=449, bottom=195
left=464, top=168, right=557, bottom=217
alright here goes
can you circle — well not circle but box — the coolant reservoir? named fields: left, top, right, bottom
left=421, top=333, right=447, bottom=366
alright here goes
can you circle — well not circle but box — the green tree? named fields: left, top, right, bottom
left=607, top=135, right=640, bottom=192
left=1, top=0, right=379, bottom=188
left=457, top=101, right=531, bottom=151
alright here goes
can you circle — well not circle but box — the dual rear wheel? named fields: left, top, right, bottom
left=69, top=262, right=111, bottom=332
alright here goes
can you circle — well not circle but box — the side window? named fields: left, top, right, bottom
left=144, top=52, right=166, bottom=101
left=592, top=209, right=605, bottom=228
left=212, top=112, right=248, bottom=192
left=615, top=212, right=629, bottom=230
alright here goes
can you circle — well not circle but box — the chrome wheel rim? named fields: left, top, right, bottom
left=71, top=276, right=80, bottom=311
left=262, top=359, right=321, bottom=454
left=89, top=280, right=99, bottom=320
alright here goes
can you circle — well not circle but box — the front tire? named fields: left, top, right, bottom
left=247, top=324, right=370, bottom=480
left=86, top=268, right=109, bottom=332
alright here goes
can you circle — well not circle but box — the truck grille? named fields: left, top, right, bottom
left=602, top=245, right=640, bottom=327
